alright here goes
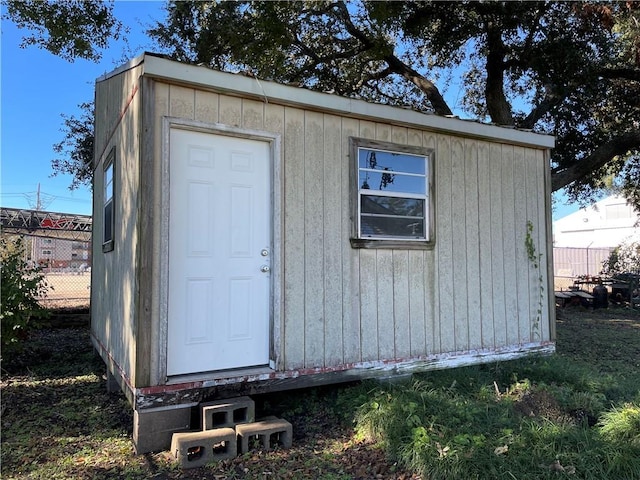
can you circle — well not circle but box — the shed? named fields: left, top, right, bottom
left=91, top=53, right=556, bottom=453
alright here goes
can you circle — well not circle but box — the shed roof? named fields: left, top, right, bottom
left=98, top=52, right=555, bottom=150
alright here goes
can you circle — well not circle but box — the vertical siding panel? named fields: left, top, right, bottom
left=265, top=103, right=285, bottom=367
left=283, top=107, right=305, bottom=369
left=359, top=250, right=378, bottom=361
left=358, top=120, right=377, bottom=361
left=304, top=111, right=325, bottom=367
left=265, top=103, right=285, bottom=136
left=409, top=250, right=426, bottom=355
left=169, top=85, right=195, bottom=119
left=342, top=118, right=361, bottom=363
left=323, top=114, right=344, bottom=366
left=423, top=133, right=438, bottom=353
left=513, top=146, right=531, bottom=344
left=219, top=94, right=242, bottom=127
left=359, top=120, right=376, bottom=140
left=525, top=148, right=541, bottom=342
left=437, top=134, right=455, bottom=353
left=391, top=126, right=411, bottom=358
left=242, top=98, right=265, bottom=130
left=408, top=129, right=426, bottom=356
left=376, top=123, right=391, bottom=142
left=536, top=150, right=551, bottom=340
left=391, top=126, right=408, bottom=145
left=451, top=138, right=469, bottom=351
left=155, top=82, right=170, bottom=157
left=393, top=250, right=411, bottom=358
left=407, top=128, right=423, bottom=149
left=376, top=250, right=395, bottom=359
left=194, top=90, right=219, bottom=124
left=376, top=124, right=394, bottom=360
left=477, top=141, right=495, bottom=348
left=501, top=145, right=519, bottom=345
left=465, top=139, right=482, bottom=350
left=490, top=144, right=507, bottom=346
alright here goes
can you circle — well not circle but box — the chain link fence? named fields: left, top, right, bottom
left=553, top=246, right=613, bottom=291
left=16, top=235, right=92, bottom=309
left=40, top=266, right=91, bottom=309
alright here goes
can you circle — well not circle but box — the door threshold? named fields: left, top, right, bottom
left=166, top=365, right=273, bottom=385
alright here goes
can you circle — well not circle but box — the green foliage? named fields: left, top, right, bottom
left=2, top=0, right=123, bottom=61
left=0, top=236, right=49, bottom=358
left=148, top=0, right=640, bottom=207
left=354, top=310, right=640, bottom=479
left=7, top=0, right=638, bottom=205
left=602, top=241, right=640, bottom=275
left=598, top=403, right=640, bottom=447
left=525, top=220, right=544, bottom=339
left=52, top=101, right=95, bottom=190
left=2, top=310, right=639, bottom=478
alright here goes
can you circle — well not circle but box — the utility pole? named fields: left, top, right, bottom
left=36, top=183, right=42, bottom=211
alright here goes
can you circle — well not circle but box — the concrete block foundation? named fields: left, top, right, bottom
left=134, top=406, right=193, bottom=454
left=235, top=416, right=293, bottom=454
left=201, top=396, right=255, bottom=430
left=171, top=428, right=237, bottom=468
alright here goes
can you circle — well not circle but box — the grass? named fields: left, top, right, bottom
left=355, top=307, right=640, bottom=479
left=1, top=307, right=638, bottom=479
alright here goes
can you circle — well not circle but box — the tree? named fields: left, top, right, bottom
left=3, top=0, right=123, bottom=62
left=601, top=240, right=640, bottom=275
left=0, top=236, right=49, bottom=359
left=5, top=1, right=640, bottom=207
left=149, top=0, right=640, bottom=207
left=51, top=102, right=95, bottom=190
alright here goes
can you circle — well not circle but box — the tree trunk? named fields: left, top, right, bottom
left=484, top=22, right=514, bottom=126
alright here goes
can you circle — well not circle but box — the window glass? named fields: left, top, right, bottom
left=355, top=143, right=430, bottom=242
left=358, top=171, right=426, bottom=194
left=103, top=150, right=115, bottom=251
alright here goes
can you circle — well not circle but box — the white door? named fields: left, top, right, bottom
left=167, top=128, right=271, bottom=376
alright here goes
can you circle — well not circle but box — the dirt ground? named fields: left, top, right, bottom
left=40, top=272, right=90, bottom=308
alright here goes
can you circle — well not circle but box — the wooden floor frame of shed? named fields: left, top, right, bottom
left=90, top=53, right=556, bottom=454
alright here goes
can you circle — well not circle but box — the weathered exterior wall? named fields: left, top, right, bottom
left=148, top=82, right=552, bottom=374
left=91, top=63, right=143, bottom=390
left=92, top=53, right=553, bottom=398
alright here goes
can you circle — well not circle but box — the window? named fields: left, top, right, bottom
left=351, top=138, right=433, bottom=247
left=102, top=148, right=115, bottom=252
left=605, top=202, right=634, bottom=220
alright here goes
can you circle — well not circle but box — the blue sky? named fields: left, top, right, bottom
left=1, top=1, right=165, bottom=215
left=1, top=1, right=579, bottom=219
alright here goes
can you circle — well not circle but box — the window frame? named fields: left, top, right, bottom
left=349, top=137, right=435, bottom=249
left=102, top=148, right=115, bottom=253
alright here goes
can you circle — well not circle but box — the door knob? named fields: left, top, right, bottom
left=260, top=265, right=270, bottom=273
left=261, top=249, right=269, bottom=257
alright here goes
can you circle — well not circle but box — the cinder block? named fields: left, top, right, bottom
left=171, top=428, right=237, bottom=468
left=201, top=396, right=255, bottom=430
left=235, top=416, right=292, bottom=454
left=133, top=406, right=192, bottom=454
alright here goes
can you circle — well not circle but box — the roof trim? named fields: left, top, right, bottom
left=98, top=53, right=555, bottom=149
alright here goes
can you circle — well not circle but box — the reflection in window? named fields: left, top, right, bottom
left=103, top=149, right=115, bottom=252
left=356, top=143, right=430, bottom=241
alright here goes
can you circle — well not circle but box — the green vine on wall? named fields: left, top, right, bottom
left=525, top=221, right=544, bottom=340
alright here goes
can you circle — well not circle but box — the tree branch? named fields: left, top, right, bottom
left=383, top=54, right=453, bottom=115
left=551, top=128, right=640, bottom=191
left=333, top=0, right=452, bottom=115
left=519, top=86, right=565, bottom=129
